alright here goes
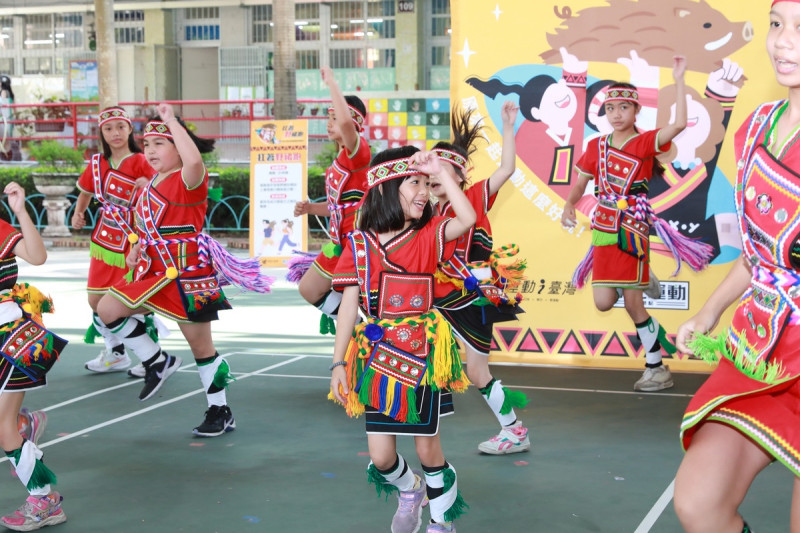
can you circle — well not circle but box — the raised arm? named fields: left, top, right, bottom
left=322, top=67, right=360, bottom=155
left=7, top=182, right=46, bottom=265
left=657, top=56, right=688, bottom=145
left=158, top=103, right=205, bottom=189
left=487, top=101, right=519, bottom=196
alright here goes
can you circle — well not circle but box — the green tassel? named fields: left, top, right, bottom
left=406, top=387, right=420, bottom=424
left=90, top=242, right=128, bottom=269
left=358, top=367, right=376, bottom=408
left=319, top=313, right=329, bottom=334
left=689, top=332, right=786, bottom=384
left=657, top=324, right=677, bottom=355
left=327, top=316, right=336, bottom=335
left=212, top=359, right=236, bottom=389
left=591, top=229, right=619, bottom=247
left=123, top=269, right=134, bottom=283
left=27, top=458, right=57, bottom=491
left=83, top=322, right=100, bottom=344
left=322, top=241, right=343, bottom=259
left=40, top=298, right=52, bottom=314
left=687, top=334, right=726, bottom=365
left=441, top=468, right=469, bottom=522
left=499, top=386, right=529, bottom=415
left=144, top=315, right=159, bottom=342
left=208, top=187, right=223, bottom=202
left=365, top=463, right=398, bottom=501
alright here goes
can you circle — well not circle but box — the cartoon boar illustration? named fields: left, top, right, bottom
left=540, top=0, right=753, bottom=73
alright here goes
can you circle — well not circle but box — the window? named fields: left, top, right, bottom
left=115, top=10, right=145, bottom=44
left=252, top=5, right=272, bottom=43
left=0, top=17, right=14, bottom=50
left=179, top=7, right=220, bottom=43
left=331, top=1, right=395, bottom=41
left=330, top=47, right=393, bottom=69
left=295, top=3, right=321, bottom=42
left=54, top=14, right=83, bottom=49
left=24, top=56, right=51, bottom=75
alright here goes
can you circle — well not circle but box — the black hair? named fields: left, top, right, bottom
left=0, top=75, right=13, bottom=102
left=344, top=95, right=367, bottom=119
left=433, top=105, right=485, bottom=187
left=358, top=145, right=433, bottom=234
left=149, top=115, right=216, bottom=154
left=466, top=75, right=556, bottom=122
left=584, top=79, right=615, bottom=130
left=99, top=106, right=140, bottom=160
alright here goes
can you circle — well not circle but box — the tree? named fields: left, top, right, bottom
left=273, top=0, right=297, bottom=120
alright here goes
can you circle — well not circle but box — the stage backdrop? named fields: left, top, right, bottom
left=450, top=1, right=783, bottom=371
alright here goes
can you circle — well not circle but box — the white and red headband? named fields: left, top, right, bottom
left=328, top=104, right=365, bottom=132
left=143, top=121, right=173, bottom=140
left=432, top=148, right=467, bottom=173
left=366, top=157, right=420, bottom=189
left=604, top=87, right=639, bottom=105
left=98, top=108, right=131, bottom=127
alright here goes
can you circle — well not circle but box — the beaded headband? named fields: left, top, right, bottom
left=432, top=148, right=467, bottom=172
left=143, top=121, right=173, bottom=139
left=328, top=105, right=366, bottom=132
left=98, top=108, right=131, bottom=127
left=604, top=87, right=639, bottom=105
left=772, top=0, right=800, bottom=6
left=367, top=157, right=420, bottom=188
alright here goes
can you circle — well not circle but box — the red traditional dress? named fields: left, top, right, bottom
left=331, top=217, right=469, bottom=436
left=312, top=135, right=371, bottom=278
left=109, top=169, right=231, bottom=323
left=0, top=220, right=66, bottom=392
left=681, top=101, right=800, bottom=476
left=433, top=180, right=522, bottom=354
left=77, top=153, right=153, bottom=292
left=575, top=130, right=671, bottom=287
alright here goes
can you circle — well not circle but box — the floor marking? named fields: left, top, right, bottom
left=634, top=479, right=675, bottom=533
left=0, top=355, right=307, bottom=464
left=509, top=384, right=693, bottom=398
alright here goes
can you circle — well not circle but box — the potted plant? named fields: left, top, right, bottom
left=28, top=140, right=84, bottom=237
left=25, top=92, right=71, bottom=133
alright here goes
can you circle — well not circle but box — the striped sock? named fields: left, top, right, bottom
left=367, top=454, right=416, bottom=495
left=92, top=313, right=125, bottom=354
left=635, top=317, right=663, bottom=367
left=422, top=461, right=468, bottom=524
left=479, top=378, right=518, bottom=427
left=106, top=316, right=161, bottom=364
left=196, top=352, right=231, bottom=407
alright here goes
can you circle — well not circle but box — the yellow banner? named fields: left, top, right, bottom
left=451, top=1, right=780, bottom=371
left=249, top=120, right=308, bottom=267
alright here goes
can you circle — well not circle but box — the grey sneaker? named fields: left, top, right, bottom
left=391, top=471, right=428, bottom=533
left=426, top=522, right=455, bottom=532
left=644, top=272, right=662, bottom=300
left=634, top=365, right=674, bottom=392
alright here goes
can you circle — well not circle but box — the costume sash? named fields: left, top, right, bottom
left=90, top=154, right=139, bottom=254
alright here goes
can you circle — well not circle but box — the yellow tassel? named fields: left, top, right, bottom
left=340, top=326, right=368, bottom=418
left=430, top=313, right=469, bottom=390
left=382, top=377, right=396, bottom=417
left=434, top=269, right=464, bottom=290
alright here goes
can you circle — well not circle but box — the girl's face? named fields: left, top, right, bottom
left=142, top=136, right=180, bottom=173
left=326, top=110, right=344, bottom=143
left=429, top=162, right=462, bottom=199
left=603, top=100, right=639, bottom=133
left=768, top=2, right=800, bottom=88
left=101, top=120, right=132, bottom=151
left=398, top=174, right=430, bottom=221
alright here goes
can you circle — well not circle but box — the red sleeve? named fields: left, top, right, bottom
left=575, top=138, right=598, bottom=177
left=431, top=216, right=457, bottom=263
left=132, top=153, right=155, bottom=179
left=76, top=159, right=95, bottom=195
left=332, top=237, right=358, bottom=291
left=0, top=219, right=22, bottom=259
left=641, top=128, right=672, bottom=156
left=464, top=181, right=495, bottom=215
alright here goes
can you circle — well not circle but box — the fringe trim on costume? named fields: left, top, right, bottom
left=11, top=283, right=54, bottom=325
left=572, top=243, right=594, bottom=289
left=434, top=269, right=465, bottom=290
left=89, top=242, right=128, bottom=269
left=286, top=251, right=317, bottom=283
left=591, top=229, right=618, bottom=247
left=197, top=234, right=275, bottom=293
left=208, top=187, right=223, bottom=202
left=688, top=331, right=786, bottom=384
left=618, top=228, right=647, bottom=259
left=366, top=463, right=399, bottom=500
left=83, top=322, right=100, bottom=344
left=442, top=469, right=469, bottom=522
left=123, top=269, right=134, bottom=283
left=212, top=358, right=236, bottom=390
left=653, top=218, right=714, bottom=276
left=6, top=447, right=57, bottom=492
left=499, top=386, right=529, bottom=415
left=322, top=241, right=343, bottom=259
left=187, top=290, right=223, bottom=313
left=428, top=314, right=470, bottom=393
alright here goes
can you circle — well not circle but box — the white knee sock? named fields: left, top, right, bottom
left=196, top=353, right=231, bottom=407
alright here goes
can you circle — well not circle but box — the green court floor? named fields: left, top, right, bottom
left=0, top=250, right=793, bottom=532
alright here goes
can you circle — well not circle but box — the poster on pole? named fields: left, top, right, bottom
left=249, top=119, right=308, bottom=267
left=69, top=60, right=99, bottom=101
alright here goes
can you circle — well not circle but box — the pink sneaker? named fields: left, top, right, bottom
left=1, top=492, right=66, bottom=531
left=18, top=409, right=48, bottom=445
left=478, top=421, right=531, bottom=455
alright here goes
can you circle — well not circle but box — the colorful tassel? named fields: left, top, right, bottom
left=286, top=251, right=317, bottom=283
left=653, top=218, right=714, bottom=276
left=197, top=234, right=275, bottom=293
left=572, top=243, right=594, bottom=289
left=689, top=331, right=786, bottom=384
left=499, top=386, right=529, bottom=415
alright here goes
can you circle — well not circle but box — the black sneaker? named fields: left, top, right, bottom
left=192, top=405, right=236, bottom=437
left=139, top=353, right=182, bottom=401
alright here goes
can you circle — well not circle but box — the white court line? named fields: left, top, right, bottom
left=511, top=384, right=693, bottom=398
left=634, top=479, right=675, bottom=533
left=0, top=355, right=307, bottom=464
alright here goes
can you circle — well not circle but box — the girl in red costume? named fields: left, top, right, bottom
left=330, top=146, right=475, bottom=533
left=674, top=2, right=800, bottom=531
left=73, top=107, right=157, bottom=378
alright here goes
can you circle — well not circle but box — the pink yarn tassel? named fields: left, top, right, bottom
left=197, top=234, right=275, bottom=293
left=572, top=244, right=594, bottom=289
left=653, top=218, right=714, bottom=276
left=286, top=251, right=317, bottom=283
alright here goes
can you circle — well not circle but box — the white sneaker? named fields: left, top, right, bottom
left=634, top=365, right=674, bottom=392
left=644, top=272, right=662, bottom=300
left=127, top=363, right=145, bottom=379
left=478, top=421, right=531, bottom=455
left=85, top=349, right=131, bottom=373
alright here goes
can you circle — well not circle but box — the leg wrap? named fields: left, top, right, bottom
left=196, top=352, right=234, bottom=407
left=479, top=378, right=529, bottom=427
left=422, top=462, right=468, bottom=523
left=6, top=441, right=56, bottom=497
left=91, top=313, right=124, bottom=353
left=366, top=454, right=415, bottom=499
left=106, top=316, right=161, bottom=363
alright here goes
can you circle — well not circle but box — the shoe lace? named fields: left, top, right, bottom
left=397, top=490, right=420, bottom=512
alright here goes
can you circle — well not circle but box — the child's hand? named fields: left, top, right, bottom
left=672, top=55, right=687, bottom=81
left=294, top=201, right=309, bottom=217
left=501, top=101, right=519, bottom=127
left=409, top=150, right=443, bottom=176
left=134, top=177, right=149, bottom=189
left=320, top=66, right=334, bottom=86
left=4, top=182, right=25, bottom=215
left=675, top=310, right=718, bottom=354
left=330, top=365, right=349, bottom=404
left=125, top=243, right=141, bottom=270
left=561, top=201, right=577, bottom=229
left=157, top=103, right=175, bottom=124
left=71, top=211, right=86, bottom=230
